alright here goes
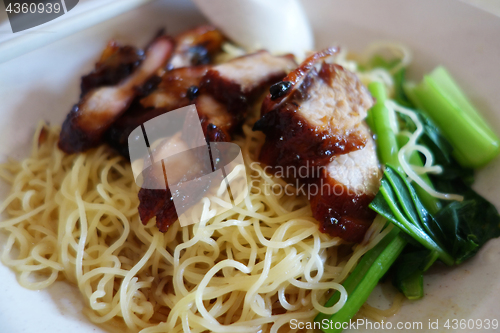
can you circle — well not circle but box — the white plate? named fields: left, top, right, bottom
left=1, top=0, right=500, bottom=332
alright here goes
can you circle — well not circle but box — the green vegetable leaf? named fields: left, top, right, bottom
left=394, top=250, right=425, bottom=299
left=434, top=191, right=500, bottom=264
left=370, top=164, right=500, bottom=266
left=370, top=165, right=454, bottom=265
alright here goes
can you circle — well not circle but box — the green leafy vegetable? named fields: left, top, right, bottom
left=370, top=165, right=454, bottom=265
left=394, top=251, right=424, bottom=299
left=370, top=165, right=500, bottom=265
left=393, top=249, right=437, bottom=300
left=434, top=191, right=500, bottom=264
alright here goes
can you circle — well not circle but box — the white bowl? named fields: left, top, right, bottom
left=1, top=0, right=499, bottom=332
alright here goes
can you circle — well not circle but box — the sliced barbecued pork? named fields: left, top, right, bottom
left=254, top=47, right=373, bottom=170
left=253, top=48, right=380, bottom=243
left=201, top=50, right=296, bottom=109
left=169, top=25, right=225, bottom=69
left=58, top=35, right=174, bottom=154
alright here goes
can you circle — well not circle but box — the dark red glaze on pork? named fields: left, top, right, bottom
left=138, top=188, right=176, bottom=232
left=309, top=175, right=377, bottom=243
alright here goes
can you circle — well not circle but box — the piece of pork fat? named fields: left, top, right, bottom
left=253, top=48, right=380, bottom=243
left=58, top=35, right=174, bottom=154
left=168, top=25, right=225, bottom=69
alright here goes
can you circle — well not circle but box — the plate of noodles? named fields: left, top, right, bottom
left=1, top=0, right=500, bottom=332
